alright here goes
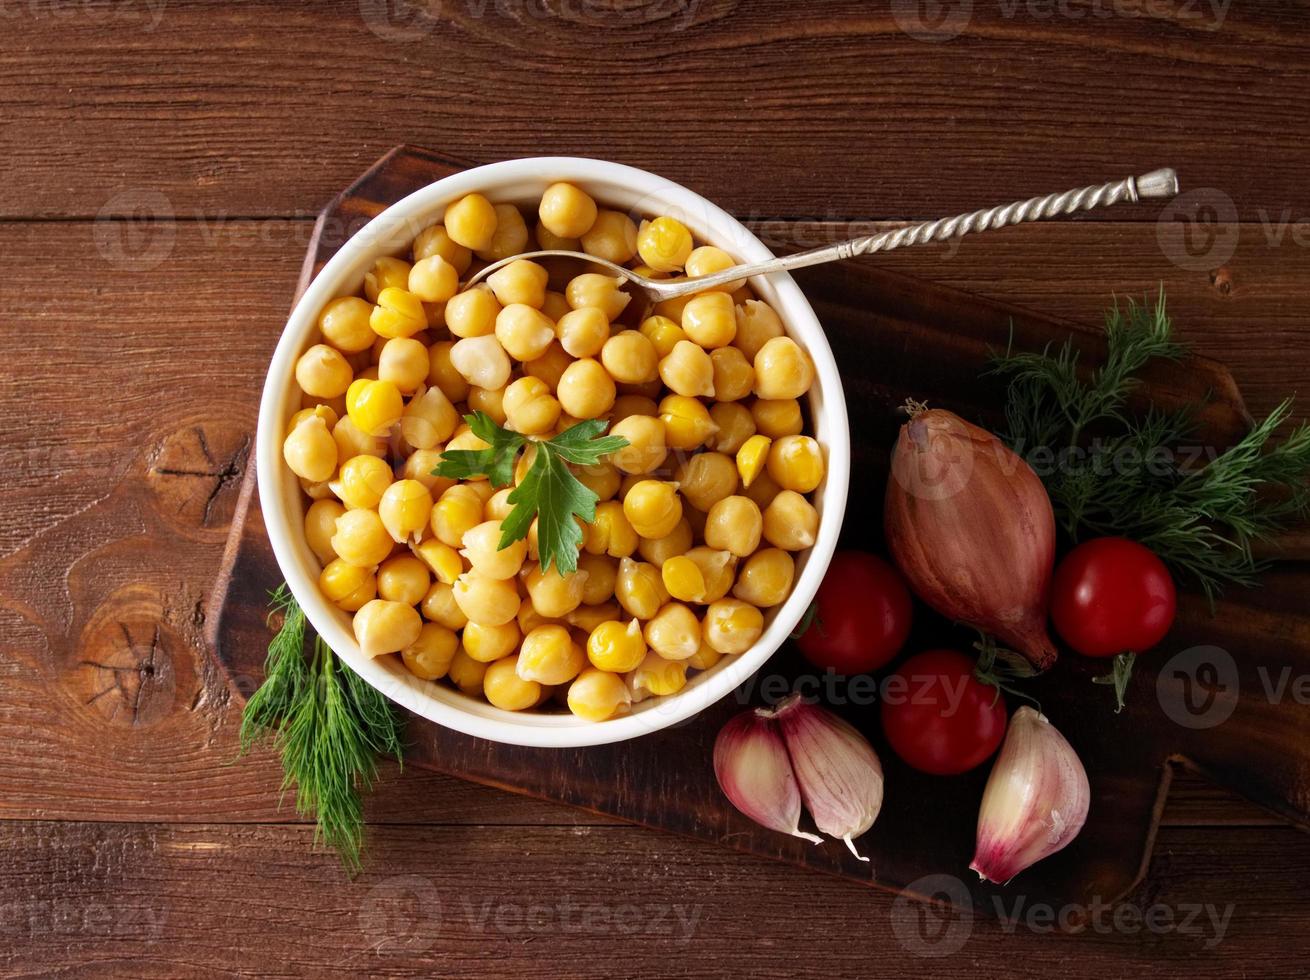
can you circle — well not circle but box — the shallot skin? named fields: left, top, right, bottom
left=885, top=408, right=1058, bottom=670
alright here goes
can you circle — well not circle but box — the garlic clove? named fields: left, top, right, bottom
left=970, top=706, right=1090, bottom=884
left=713, top=709, right=822, bottom=845
left=771, top=695, right=884, bottom=861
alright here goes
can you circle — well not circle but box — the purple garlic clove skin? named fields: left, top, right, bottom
left=970, top=706, right=1090, bottom=884
left=713, top=708, right=822, bottom=844
left=771, top=695, right=884, bottom=861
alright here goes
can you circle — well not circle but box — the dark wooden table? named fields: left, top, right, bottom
left=3, top=2, right=1308, bottom=976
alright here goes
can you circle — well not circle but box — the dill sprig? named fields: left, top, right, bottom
left=991, top=294, right=1310, bottom=600
left=240, top=585, right=403, bottom=871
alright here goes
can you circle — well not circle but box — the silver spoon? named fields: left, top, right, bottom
left=465, top=168, right=1179, bottom=303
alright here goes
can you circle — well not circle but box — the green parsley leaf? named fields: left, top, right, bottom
left=432, top=416, right=629, bottom=575
left=432, top=411, right=526, bottom=487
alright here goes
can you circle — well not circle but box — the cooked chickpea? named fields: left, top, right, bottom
left=687, top=641, right=722, bottom=671
left=767, top=434, right=825, bottom=492
left=401, top=385, right=459, bottom=449
left=290, top=402, right=338, bottom=433
left=403, top=450, right=454, bottom=497
left=377, top=337, right=429, bottom=392
left=319, top=296, right=377, bottom=353
left=378, top=480, right=433, bottom=543
left=753, top=336, right=816, bottom=400
left=477, top=204, right=529, bottom=262
left=401, top=622, right=459, bottom=680
left=483, top=487, right=515, bottom=522
left=644, top=602, right=702, bottom=661
left=448, top=647, right=489, bottom=697
left=462, top=620, right=523, bottom=663
left=565, top=273, right=630, bottom=320
left=449, top=334, right=512, bottom=391
left=464, top=385, right=506, bottom=426
left=629, top=652, right=688, bottom=697
left=495, top=304, right=556, bottom=362
left=378, top=554, right=431, bottom=605
left=567, top=667, right=632, bottom=721
left=407, top=254, right=460, bottom=304
left=517, top=625, right=585, bottom=685
left=283, top=414, right=337, bottom=483
left=601, top=330, right=659, bottom=385
left=685, top=547, right=737, bottom=602
left=614, top=557, right=669, bottom=619
left=622, top=480, right=683, bottom=539
left=353, top=598, right=423, bottom=658
left=487, top=259, right=549, bottom=308
left=444, top=193, right=498, bottom=251
left=659, top=395, right=718, bottom=451
left=430, top=484, right=485, bottom=548
left=685, top=245, right=744, bottom=292
left=639, top=315, right=686, bottom=359
left=610, top=395, right=658, bottom=423
left=653, top=292, right=694, bottom=326
left=675, top=451, right=738, bottom=512
left=332, top=415, right=385, bottom=461
left=708, top=402, right=756, bottom=454
left=751, top=398, right=804, bottom=438
left=742, top=469, right=783, bottom=510
left=555, top=307, right=610, bottom=359
left=525, top=342, right=573, bottom=393
left=734, top=299, right=786, bottom=361
left=703, top=599, right=764, bottom=655
left=661, top=555, right=707, bottom=603
left=296, top=344, right=353, bottom=399
left=658, top=339, right=715, bottom=398
left=762, top=490, right=819, bottom=550
left=703, top=495, right=763, bottom=557
left=556, top=357, right=617, bottom=420
left=539, top=182, right=599, bottom=239
left=580, top=209, right=638, bottom=264
left=733, top=548, right=795, bottom=608
left=413, top=223, right=473, bottom=273
left=428, top=340, right=472, bottom=403
left=637, top=517, right=693, bottom=567
left=541, top=290, right=571, bottom=321
left=364, top=256, right=412, bottom=303
left=577, top=553, right=619, bottom=605
left=608, top=415, right=667, bottom=475
left=735, top=433, right=772, bottom=489
left=413, top=539, right=462, bottom=585
left=483, top=655, right=541, bottom=711
left=566, top=601, right=619, bottom=634
left=710, top=346, right=755, bottom=402
left=319, top=559, right=377, bottom=611
left=421, top=581, right=468, bottom=629
left=304, top=499, right=345, bottom=564
left=346, top=378, right=404, bottom=436
left=681, top=292, right=737, bottom=349
left=445, top=286, right=501, bottom=338
left=370, top=287, right=428, bottom=339
left=501, top=376, right=561, bottom=435
left=452, top=572, right=521, bottom=626
left=460, top=519, right=528, bottom=579
left=300, top=476, right=335, bottom=501
left=636, top=215, right=694, bottom=272
left=524, top=563, right=589, bottom=619
left=586, top=618, right=646, bottom=672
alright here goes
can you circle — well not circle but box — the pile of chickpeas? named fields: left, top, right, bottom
left=282, top=181, right=824, bottom=722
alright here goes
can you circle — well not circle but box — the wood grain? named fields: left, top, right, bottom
left=4, top=0, right=1310, bottom=221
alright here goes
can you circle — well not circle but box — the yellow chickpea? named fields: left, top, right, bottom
left=290, top=403, right=339, bottom=433
left=555, top=307, right=610, bottom=358
left=702, top=599, right=764, bottom=655
left=378, top=554, right=431, bottom=605
left=524, top=342, right=573, bottom=393
left=283, top=414, right=338, bottom=483
left=681, top=292, right=737, bottom=349
left=703, top=495, right=763, bottom=557
left=487, top=259, right=549, bottom=308
left=346, top=378, right=404, bottom=436
left=304, top=499, right=345, bottom=564
left=734, top=299, right=786, bottom=361
left=567, top=667, right=632, bottom=721
left=318, top=296, right=377, bottom=354
left=402, top=450, right=455, bottom=497
left=566, top=601, right=620, bottom=634
left=477, top=203, right=529, bottom=262
left=644, top=602, right=702, bottom=661
left=430, top=484, right=485, bottom=548
left=610, top=395, right=659, bottom=423
left=628, top=652, right=688, bottom=698
left=462, top=620, right=523, bottom=663
left=615, top=557, right=669, bottom=619
left=483, top=655, right=542, bottom=711
left=465, top=385, right=507, bottom=426
left=580, top=209, right=638, bottom=264
left=452, top=572, right=521, bottom=627
left=762, top=490, right=819, bottom=550
left=753, top=336, right=816, bottom=400
left=687, top=641, right=722, bottom=671
left=413, top=223, right=473, bottom=273
left=449, top=334, right=512, bottom=391
left=733, top=548, right=795, bottom=608
left=421, top=581, right=468, bottom=629
left=320, top=559, right=377, bottom=612
left=639, top=315, right=686, bottom=359
left=658, top=339, right=715, bottom=398
left=637, top=517, right=694, bottom=567
left=300, top=476, right=335, bottom=501
left=445, top=286, right=501, bottom=339
left=636, top=216, right=694, bottom=272
left=586, top=618, right=647, bottom=672
left=517, top=624, right=586, bottom=685
left=364, top=256, right=412, bottom=303
left=352, top=598, right=423, bottom=658
left=407, top=254, right=460, bottom=304
left=503, top=376, right=562, bottom=435
left=378, top=480, right=433, bottom=543
left=766, top=434, right=825, bottom=493
left=332, top=415, right=385, bottom=461
left=660, top=555, right=708, bottom=604
left=495, top=304, right=556, bottom=362
left=541, top=290, right=571, bottom=322
left=577, top=553, right=619, bottom=605
left=751, top=398, right=804, bottom=438
left=601, top=330, right=659, bottom=385
left=710, top=346, right=755, bottom=402
left=565, top=273, right=631, bottom=321
left=685, top=547, right=737, bottom=602
left=401, top=385, right=459, bottom=450
left=296, top=344, right=354, bottom=399
left=443, top=193, right=498, bottom=251
left=428, top=341, right=472, bottom=403
left=685, top=245, right=745, bottom=292
left=448, top=647, right=489, bottom=697
left=460, top=519, right=528, bottom=580
left=675, top=452, right=739, bottom=512
left=524, top=563, right=589, bottom=619
left=377, top=337, right=429, bottom=393
left=659, top=395, right=718, bottom=451
left=608, top=415, right=667, bottom=475
left=708, top=402, right=756, bottom=454
left=370, top=287, right=428, bottom=340
left=622, top=480, right=683, bottom=540
left=539, top=182, right=599, bottom=239
left=401, top=622, right=459, bottom=681
left=483, top=487, right=515, bottom=522
left=556, top=357, right=617, bottom=420
left=584, top=500, right=639, bottom=559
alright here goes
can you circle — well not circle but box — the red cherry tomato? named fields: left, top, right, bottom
left=796, top=551, right=913, bottom=675
left=880, top=649, right=1007, bottom=775
left=1050, top=537, right=1176, bottom=658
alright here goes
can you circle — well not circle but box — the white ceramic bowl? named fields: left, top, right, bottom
left=257, top=157, right=850, bottom=747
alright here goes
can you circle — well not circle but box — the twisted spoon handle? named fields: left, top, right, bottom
left=652, top=167, right=1179, bottom=299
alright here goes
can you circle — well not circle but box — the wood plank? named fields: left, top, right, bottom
left=0, top=820, right=1306, bottom=978
left=3, top=1, right=1309, bottom=220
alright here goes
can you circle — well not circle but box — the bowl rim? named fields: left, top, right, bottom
left=257, top=156, right=850, bottom=747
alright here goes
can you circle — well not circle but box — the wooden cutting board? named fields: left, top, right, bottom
left=205, top=146, right=1310, bottom=918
